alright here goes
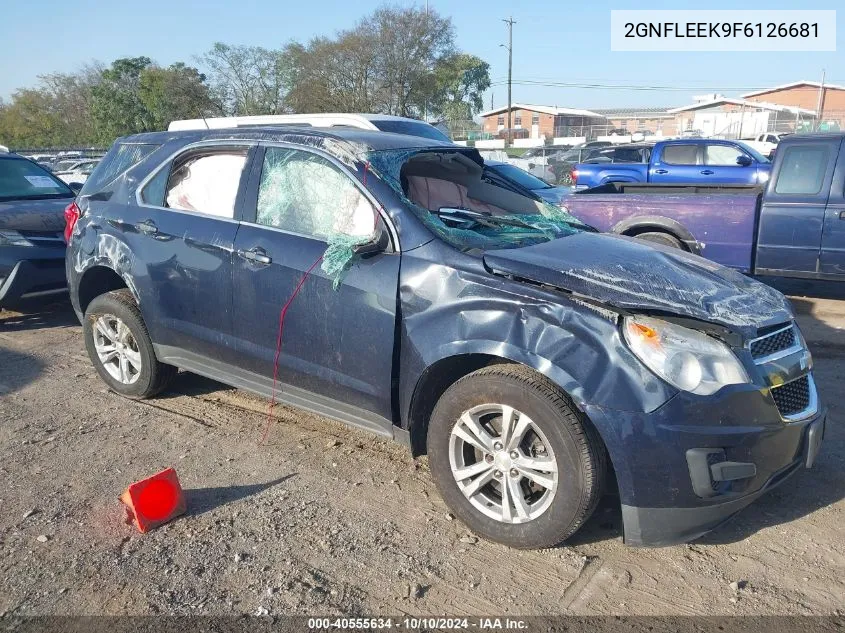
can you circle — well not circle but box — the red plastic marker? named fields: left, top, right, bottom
left=119, top=467, right=187, bottom=533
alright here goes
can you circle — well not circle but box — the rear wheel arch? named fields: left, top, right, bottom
left=77, top=265, right=135, bottom=315
left=612, top=216, right=698, bottom=254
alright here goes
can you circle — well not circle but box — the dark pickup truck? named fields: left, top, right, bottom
left=565, top=133, right=845, bottom=279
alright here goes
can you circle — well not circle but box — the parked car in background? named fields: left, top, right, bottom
left=607, top=128, right=629, bottom=136
left=485, top=161, right=572, bottom=206
left=565, top=133, right=845, bottom=279
left=67, top=126, right=823, bottom=548
left=0, top=150, right=76, bottom=308
left=53, top=158, right=100, bottom=185
left=742, top=132, right=790, bottom=159
left=573, top=139, right=771, bottom=189
left=169, top=113, right=452, bottom=143
left=508, top=146, right=572, bottom=183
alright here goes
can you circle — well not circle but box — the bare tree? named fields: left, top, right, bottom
left=199, top=43, right=293, bottom=115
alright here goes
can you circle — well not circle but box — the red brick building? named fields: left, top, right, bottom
left=479, top=103, right=605, bottom=140
left=742, top=81, right=845, bottom=130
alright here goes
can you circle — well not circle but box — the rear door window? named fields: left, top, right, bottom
left=82, top=143, right=160, bottom=194
left=774, top=145, right=830, bottom=195
left=662, top=144, right=699, bottom=165
left=164, top=150, right=248, bottom=218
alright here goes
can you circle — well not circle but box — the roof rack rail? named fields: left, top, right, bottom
left=168, top=113, right=384, bottom=132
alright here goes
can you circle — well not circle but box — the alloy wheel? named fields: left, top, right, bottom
left=448, top=403, right=558, bottom=523
left=92, top=314, right=142, bottom=385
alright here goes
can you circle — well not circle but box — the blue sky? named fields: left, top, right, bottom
left=1, top=0, right=842, bottom=110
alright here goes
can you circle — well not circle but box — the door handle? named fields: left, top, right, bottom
left=654, top=169, right=668, bottom=174
left=700, top=170, right=714, bottom=175
left=839, top=211, right=845, bottom=220
left=237, top=247, right=272, bottom=264
left=135, top=220, right=158, bottom=235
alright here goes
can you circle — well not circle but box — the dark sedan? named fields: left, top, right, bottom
left=484, top=161, right=572, bottom=206
left=0, top=151, right=76, bottom=307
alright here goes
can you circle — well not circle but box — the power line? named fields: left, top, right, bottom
left=486, top=79, right=845, bottom=92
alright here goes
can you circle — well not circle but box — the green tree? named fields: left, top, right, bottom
left=0, top=89, right=63, bottom=148
left=428, top=53, right=491, bottom=124
left=138, top=63, right=215, bottom=130
left=90, top=57, right=154, bottom=143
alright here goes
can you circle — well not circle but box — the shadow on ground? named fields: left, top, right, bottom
left=0, top=296, right=77, bottom=331
left=184, top=474, right=297, bottom=518
left=158, top=371, right=235, bottom=399
left=0, top=346, right=47, bottom=396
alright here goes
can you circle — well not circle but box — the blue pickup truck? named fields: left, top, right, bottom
left=565, top=133, right=845, bottom=279
left=573, top=138, right=772, bottom=189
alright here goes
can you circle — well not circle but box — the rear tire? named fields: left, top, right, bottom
left=83, top=289, right=176, bottom=398
left=427, top=365, right=605, bottom=549
left=634, top=231, right=684, bottom=250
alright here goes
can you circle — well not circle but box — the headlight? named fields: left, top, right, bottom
left=623, top=316, right=749, bottom=395
left=0, top=230, right=35, bottom=247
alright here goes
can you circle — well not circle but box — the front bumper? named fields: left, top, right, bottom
left=622, top=413, right=824, bottom=546
left=0, top=246, right=67, bottom=306
left=584, top=380, right=826, bottom=547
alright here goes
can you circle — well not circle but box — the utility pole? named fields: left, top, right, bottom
left=501, top=17, right=516, bottom=147
left=816, top=69, right=826, bottom=131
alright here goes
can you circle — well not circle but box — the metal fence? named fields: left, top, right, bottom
left=458, top=112, right=845, bottom=145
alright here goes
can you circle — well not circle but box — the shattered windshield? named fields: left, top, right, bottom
left=365, top=148, right=586, bottom=252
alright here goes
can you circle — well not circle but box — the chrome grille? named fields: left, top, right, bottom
left=771, top=375, right=812, bottom=418
left=750, top=325, right=796, bottom=359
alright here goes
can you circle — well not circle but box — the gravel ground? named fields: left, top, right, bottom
left=0, top=290, right=843, bottom=617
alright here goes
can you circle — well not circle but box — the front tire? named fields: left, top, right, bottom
left=83, top=289, right=175, bottom=398
left=427, top=365, right=605, bottom=549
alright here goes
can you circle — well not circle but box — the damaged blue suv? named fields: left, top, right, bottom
left=66, top=127, right=825, bottom=547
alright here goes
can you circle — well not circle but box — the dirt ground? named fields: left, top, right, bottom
left=0, top=286, right=843, bottom=618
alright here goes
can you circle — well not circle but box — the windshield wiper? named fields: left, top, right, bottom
left=436, top=208, right=546, bottom=231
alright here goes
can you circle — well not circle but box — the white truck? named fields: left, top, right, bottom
left=741, top=132, right=789, bottom=159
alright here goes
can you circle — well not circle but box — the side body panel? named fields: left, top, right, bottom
left=565, top=189, right=760, bottom=271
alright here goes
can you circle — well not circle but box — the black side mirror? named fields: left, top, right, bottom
left=68, top=182, right=83, bottom=194
left=736, top=155, right=753, bottom=167
left=352, top=226, right=390, bottom=256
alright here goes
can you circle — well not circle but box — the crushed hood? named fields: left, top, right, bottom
left=483, top=232, right=792, bottom=336
left=0, top=198, right=70, bottom=232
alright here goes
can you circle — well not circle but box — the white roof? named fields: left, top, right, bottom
left=742, top=81, right=845, bottom=98
left=168, top=113, right=422, bottom=132
left=479, top=103, right=604, bottom=118
left=668, top=98, right=816, bottom=116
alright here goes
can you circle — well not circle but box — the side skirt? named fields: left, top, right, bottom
left=154, top=344, right=401, bottom=443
